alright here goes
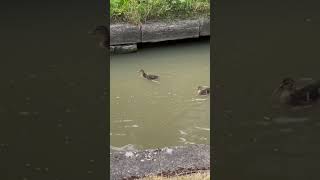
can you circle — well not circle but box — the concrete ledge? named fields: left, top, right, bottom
left=200, top=18, right=210, bottom=36
left=110, top=144, right=210, bottom=180
left=110, top=24, right=141, bottom=45
left=110, top=18, right=210, bottom=46
left=141, top=20, right=200, bottom=43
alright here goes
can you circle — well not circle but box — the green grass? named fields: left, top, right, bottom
left=110, top=0, right=210, bottom=24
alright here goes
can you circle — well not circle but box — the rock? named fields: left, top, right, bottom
left=110, top=44, right=138, bottom=54
left=141, top=20, right=200, bottom=43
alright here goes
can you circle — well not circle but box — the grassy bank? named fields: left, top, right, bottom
left=111, top=0, right=210, bottom=24
left=140, top=171, right=210, bottom=180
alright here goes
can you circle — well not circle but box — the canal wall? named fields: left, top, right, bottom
left=110, top=18, right=210, bottom=54
left=110, top=144, right=210, bottom=180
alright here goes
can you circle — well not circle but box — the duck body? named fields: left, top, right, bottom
left=289, top=81, right=320, bottom=105
left=275, top=78, right=320, bottom=106
left=139, top=69, right=159, bottom=80
left=197, top=86, right=210, bottom=95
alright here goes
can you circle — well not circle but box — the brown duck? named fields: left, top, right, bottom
left=138, top=69, right=159, bottom=80
left=197, top=86, right=210, bottom=95
left=273, top=77, right=320, bottom=106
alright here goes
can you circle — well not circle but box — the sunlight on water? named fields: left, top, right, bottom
left=110, top=40, right=210, bottom=149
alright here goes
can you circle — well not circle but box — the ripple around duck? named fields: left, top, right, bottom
left=272, top=116, right=310, bottom=124
left=110, top=144, right=140, bottom=152
left=124, top=124, right=139, bottom=128
left=195, top=126, right=210, bottom=131
left=169, top=97, right=210, bottom=144
left=113, top=119, right=134, bottom=123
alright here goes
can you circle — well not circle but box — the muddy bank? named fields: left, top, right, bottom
left=110, top=144, right=210, bottom=180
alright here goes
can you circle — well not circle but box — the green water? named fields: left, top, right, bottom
left=110, top=40, right=210, bottom=150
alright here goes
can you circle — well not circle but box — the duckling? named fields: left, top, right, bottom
left=88, top=25, right=109, bottom=48
left=273, top=77, right=320, bottom=106
left=197, top=86, right=210, bottom=95
left=138, top=69, right=159, bottom=80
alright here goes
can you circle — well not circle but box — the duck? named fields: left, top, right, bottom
left=88, top=25, right=109, bottom=48
left=138, top=69, right=159, bottom=80
left=197, top=86, right=210, bottom=95
left=273, top=77, right=320, bottom=106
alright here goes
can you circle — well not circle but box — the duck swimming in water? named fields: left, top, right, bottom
left=273, top=77, right=320, bottom=106
left=197, top=86, right=210, bottom=95
left=88, top=25, right=109, bottom=48
left=138, top=69, right=159, bottom=80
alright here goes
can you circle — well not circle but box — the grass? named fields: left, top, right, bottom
left=110, top=0, right=210, bottom=24
left=139, top=171, right=210, bottom=180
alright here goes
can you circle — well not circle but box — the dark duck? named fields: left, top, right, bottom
left=88, top=25, right=109, bottom=48
left=138, top=69, right=159, bottom=80
left=273, top=77, right=320, bottom=106
left=197, top=86, right=210, bottom=95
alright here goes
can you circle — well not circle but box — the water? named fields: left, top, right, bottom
left=214, top=1, right=320, bottom=179
left=0, top=1, right=108, bottom=179
left=110, top=40, right=210, bottom=150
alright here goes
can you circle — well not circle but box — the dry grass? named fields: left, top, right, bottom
left=139, top=171, right=210, bottom=180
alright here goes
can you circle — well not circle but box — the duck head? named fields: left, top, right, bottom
left=138, top=69, right=145, bottom=74
left=273, top=77, right=296, bottom=96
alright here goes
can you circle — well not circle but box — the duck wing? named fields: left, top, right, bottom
left=147, top=74, right=159, bottom=80
left=291, top=80, right=320, bottom=103
left=198, top=88, right=210, bottom=95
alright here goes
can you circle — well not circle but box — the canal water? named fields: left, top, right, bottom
left=0, top=1, right=108, bottom=179
left=214, top=1, right=320, bottom=179
left=110, top=40, right=210, bottom=150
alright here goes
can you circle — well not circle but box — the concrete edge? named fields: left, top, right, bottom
left=110, top=18, right=210, bottom=46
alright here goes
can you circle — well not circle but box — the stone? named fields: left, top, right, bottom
left=110, top=44, right=138, bottom=54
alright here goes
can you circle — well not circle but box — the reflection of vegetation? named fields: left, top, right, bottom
left=110, top=0, right=210, bottom=24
